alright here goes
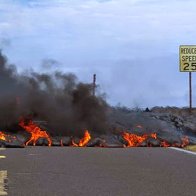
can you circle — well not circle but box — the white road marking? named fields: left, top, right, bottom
left=0, top=171, right=8, bottom=195
left=0, top=148, right=6, bottom=159
left=170, top=147, right=196, bottom=155
left=28, top=154, right=39, bottom=156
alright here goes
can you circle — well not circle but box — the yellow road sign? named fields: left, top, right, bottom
left=179, top=45, right=196, bottom=72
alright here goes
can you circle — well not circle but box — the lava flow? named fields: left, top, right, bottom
left=160, top=136, right=189, bottom=148
left=1, top=119, right=190, bottom=148
left=122, top=132, right=157, bottom=147
left=122, top=131, right=189, bottom=148
left=71, top=130, right=91, bottom=147
left=19, top=119, right=52, bottom=146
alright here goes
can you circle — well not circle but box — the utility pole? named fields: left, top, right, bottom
left=92, top=74, right=96, bottom=96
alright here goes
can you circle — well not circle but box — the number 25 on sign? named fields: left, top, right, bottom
left=180, top=45, right=196, bottom=72
left=179, top=45, right=195, bottom=113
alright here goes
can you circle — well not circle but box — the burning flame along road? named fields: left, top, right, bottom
left=19, top=118, right=91, bottom=147
left=0, top=132, right=16, bottom=143
left=19, top=119, right=52, bottom=147
left=122, top=131, right=189, bottom=148
left=0, top=119, right=190, bottom=148
left=122, top=132, right=157, bottom=147
left=71, top=130, right=91, bottom=147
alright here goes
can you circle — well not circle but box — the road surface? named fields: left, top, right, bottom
left=0, top=147, right=195, bottom=196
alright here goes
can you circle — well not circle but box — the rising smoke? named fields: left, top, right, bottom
left=0, top=51, right=109, bottom=136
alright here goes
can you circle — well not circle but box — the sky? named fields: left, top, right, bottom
left=0, top=0, right=196, bottom=108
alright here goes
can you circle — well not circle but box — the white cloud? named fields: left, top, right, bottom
left=0, top=0, right=196, bottom=107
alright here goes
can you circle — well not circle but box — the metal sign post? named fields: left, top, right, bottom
left=179, top=45, right=196, bottom=113
left=189, top=72, right=192, bottom=112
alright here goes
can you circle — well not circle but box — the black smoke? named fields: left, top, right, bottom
left=0, top=51, right=109, bottom=136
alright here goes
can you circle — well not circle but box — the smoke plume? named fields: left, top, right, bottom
left=0, top=51, right=108, bottom=136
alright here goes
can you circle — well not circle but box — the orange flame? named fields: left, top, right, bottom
left=160, top=136, right=189, bottom=148
left=19, top=119, right=52, bottom=146
left=71, top=130, right=91, bottom=147
left=0, top=131, right=16, bottom=142
left=0, top=132, right=7, bottom=141
left=122, top=132, right=157, bottom=147
left=122, top=131, right=189, bottom=148
left=79, top=130, right=91, bottom=147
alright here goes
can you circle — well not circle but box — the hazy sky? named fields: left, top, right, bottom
left=0, top=0, right=196, bottom=108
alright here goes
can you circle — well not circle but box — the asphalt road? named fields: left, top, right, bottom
left=0, top=147, right=195, bottom=196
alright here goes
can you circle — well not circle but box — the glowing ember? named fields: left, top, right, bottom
left=60, top=139, right=64, bottom=147
left=0, top=132, right=16, bottom=143
left=122, top=132, right=157, bottom=147
left=19, top=119, right=52, bottom=146
left=160, top=136, right=190, bottom=148
left=181, top=136, right=189, bottom=148
left=0, top=132, right=6, bottom=141
left=71, top=130, right=91, bottom=147
left=160, top=140, right=170, bottom=147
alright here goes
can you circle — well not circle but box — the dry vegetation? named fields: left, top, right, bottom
left=184, top=145, right=196, bottom=152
